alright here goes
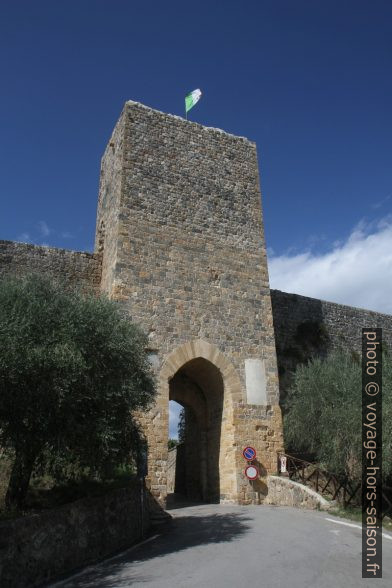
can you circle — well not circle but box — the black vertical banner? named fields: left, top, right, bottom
left=362, top=328, right=382, bottom=578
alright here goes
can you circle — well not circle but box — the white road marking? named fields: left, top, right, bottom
left=325, top=517, right=392, bottom=541
left=325, top=517, right=361, bottom=530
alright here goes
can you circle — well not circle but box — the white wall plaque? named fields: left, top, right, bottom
left=245, top=358, right=267, bottom=405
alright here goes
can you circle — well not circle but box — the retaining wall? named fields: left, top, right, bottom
left=0, top=484, right=151, bottom=588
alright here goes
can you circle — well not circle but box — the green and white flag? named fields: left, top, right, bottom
left=185, top=88, right=202, bottom=115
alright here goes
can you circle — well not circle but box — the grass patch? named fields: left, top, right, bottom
left=329, top=505, right=392, bottom=531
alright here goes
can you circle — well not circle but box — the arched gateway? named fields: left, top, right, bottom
left=96, top=101, right=284, bottom=505
left=161, top=340, right=241, bottom=503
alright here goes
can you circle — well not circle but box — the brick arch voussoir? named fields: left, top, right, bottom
left=159, top=339, right=242, bottom=404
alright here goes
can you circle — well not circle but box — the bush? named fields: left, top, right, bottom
left=0, top=274, right=156, bottom=508
left=283, top=349, right=391, bottom=482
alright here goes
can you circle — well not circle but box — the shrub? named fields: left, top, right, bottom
left=0, top=274, right=156, bottom=508
left=283, top=349, right=391, bottom=482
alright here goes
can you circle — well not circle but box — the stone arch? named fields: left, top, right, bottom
left=160, top=340, right=242, bottom=503
left=160, top=339, right=243, bottom=403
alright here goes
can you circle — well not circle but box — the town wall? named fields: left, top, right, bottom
left=0, top=240, right=101, bottom=293
left=270, top=289, right=392, bottom=404
left=2, top=103, right=391, bottom=505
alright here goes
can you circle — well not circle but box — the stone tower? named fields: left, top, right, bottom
left=95, top=101, right=283, bottom=504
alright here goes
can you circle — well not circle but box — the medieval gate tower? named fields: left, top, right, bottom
left=96, top=101, right=284, bottom=505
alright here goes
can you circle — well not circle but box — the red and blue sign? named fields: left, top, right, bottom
left=242, top=446, right=256, bottom=461
left=245, top=465, right=259, bottom=480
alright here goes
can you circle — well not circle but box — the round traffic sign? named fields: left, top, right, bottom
left=245, top=465, right=259, bottom=480
left=242, top=446, right=256, bottom=461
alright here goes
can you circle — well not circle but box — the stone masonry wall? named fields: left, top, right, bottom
left=271, top=289, right=392, bottom=404
left=2, top=102, right=392, bottom=506
left=95, top=109, right=126, bottom=295
left=96, top=101, right=283, bottom=504
left=167, top=446, right=177, bottom=493
left=98, top=102, right=277, bottom=386
left=264, top=475, right=332, bottom=510
left=0, top=240, right=102, bottom=293
left=0, top=485, right=151, bottom=588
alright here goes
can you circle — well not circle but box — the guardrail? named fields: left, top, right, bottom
left=277, top=452, right=392, bottom=519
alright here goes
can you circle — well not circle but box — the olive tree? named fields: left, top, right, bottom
left=0, top=274, right=156, bottom=508
left=283, top=349, right=391, bottom=482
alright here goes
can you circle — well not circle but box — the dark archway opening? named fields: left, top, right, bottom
left=169, top=357, right=224, bottom=503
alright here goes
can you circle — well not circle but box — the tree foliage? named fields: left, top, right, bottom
left=283, top=349, right=391, bottom=482
left=168, top=439, right=178, bottom=450
left=0, top=274, right=156, bottom=508
left=178, top=407, right=186, bottom=444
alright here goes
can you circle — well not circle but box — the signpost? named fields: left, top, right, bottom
left=242, top=446, right=259, bottom=480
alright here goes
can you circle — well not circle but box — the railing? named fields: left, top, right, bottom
left=382, top=485, right=392, bottom=520
left=277, top=452, right=392, bottom=520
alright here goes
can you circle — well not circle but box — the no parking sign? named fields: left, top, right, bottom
left=242, top=446, right=256, bottom=461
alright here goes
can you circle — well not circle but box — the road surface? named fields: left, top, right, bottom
left=51, top=503, right=392, bottom=587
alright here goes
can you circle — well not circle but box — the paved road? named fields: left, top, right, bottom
left=51, top=504, right=392, bottom=588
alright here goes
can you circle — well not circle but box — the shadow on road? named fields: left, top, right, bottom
left=165, top=492, right=212, bottom=510
left=52, top=508, right=252, bottom=587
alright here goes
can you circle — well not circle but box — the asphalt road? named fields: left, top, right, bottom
left=51, top=503, right=392, bottom=588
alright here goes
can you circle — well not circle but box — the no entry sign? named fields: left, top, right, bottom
left=242, top=446, right=256, bottom=461
left=245, top=465, right=259, bottom=480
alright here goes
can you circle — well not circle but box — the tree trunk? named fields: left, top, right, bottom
left=5, top=449, right=36, bottom=510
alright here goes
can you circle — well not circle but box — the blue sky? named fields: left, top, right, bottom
left=0, top=1, right=390, bottom=257
left=1, top=1, right=391, bottom=437
left=1, top=1, right=391, bottom=291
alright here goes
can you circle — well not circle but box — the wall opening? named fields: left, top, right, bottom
left=168, top=357, right=224, bottom=503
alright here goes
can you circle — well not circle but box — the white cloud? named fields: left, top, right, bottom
left=371, top=194, right=391, bottom=210
left=61, top=231, right=74, bottom=239
left=268, top=217, right=392, bottom=315
left=37, top=220, right=51, bottom=237
left=169, top=401, right=182, bottom=439
left=17, top=232, right=30, bottom=242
